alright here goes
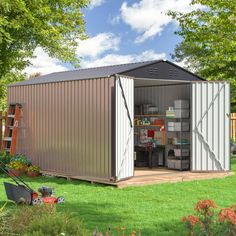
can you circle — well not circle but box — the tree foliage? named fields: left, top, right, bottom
left=0, top=0, right=89, bottom=110
left=169, top=0, right=236, bottom=111
left=0, top=72, right=25, bottom=111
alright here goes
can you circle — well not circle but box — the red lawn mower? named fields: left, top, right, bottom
left=0, top=161, right=65, bottom=205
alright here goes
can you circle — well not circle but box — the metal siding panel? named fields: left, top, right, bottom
left=7, top=78, right=113, bottom=181
left=191, top=82, right=230, bottom=171
left=134, top=84, right=190, bottom=114
left=201, top=83, right=206, bottom=170
left=115, top=76, right=134, bottom=180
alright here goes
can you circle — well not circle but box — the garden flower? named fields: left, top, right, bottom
left=182, top=215, right=200, bottom=227
left=219, top=207, right=236, bottom=225
left=195, top=199, right=217, bottom=216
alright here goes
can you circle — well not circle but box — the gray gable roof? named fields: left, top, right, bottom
left=9, top=60, right=204, bottom=87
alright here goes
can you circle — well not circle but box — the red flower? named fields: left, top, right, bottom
left=219, top=207, right=236, bottom=225
left=182, top=215, right=200, bottom=227
left=195, top=200, right=217, bottom=216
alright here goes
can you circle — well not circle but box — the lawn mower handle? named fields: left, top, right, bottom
left=0, top=160, right=34, bottom=192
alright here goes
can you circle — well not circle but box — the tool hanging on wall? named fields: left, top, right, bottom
left=2, top=104, right=22, bottom=155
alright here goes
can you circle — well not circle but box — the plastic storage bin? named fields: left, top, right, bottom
left=174, top=122, right=190, bottom=131
left=167, top=159, right=190, bottom=170
left=168, top=122, right=175, bottom=131
left=174, top=109, right=189, bottom=118
left=174, top=100, right=189, bottom=109
left=174, top=149, right=190, bottom=157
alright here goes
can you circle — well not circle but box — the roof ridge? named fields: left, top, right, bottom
left=71, top=60, right=160, bottom=72
left=39, top=60, right=160, bottom=77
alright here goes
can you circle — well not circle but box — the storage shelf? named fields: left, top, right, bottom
left=134, top=114, right=166, bottom=117
left=166, top=117, right=190, bottom=119
left=134, top=125, right=163, bottom=127
left=167, top=130, right=190, bottom=132
left=167, top=143, right=190, bottom=146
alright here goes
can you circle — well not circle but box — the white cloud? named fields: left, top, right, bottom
left=109, top=15, right=121, bottom=25
left=174, top=59, right=196, bottom=72
left=80, top=50, right=166, bottom=68
left=76, top=33, right=120, bottom=58
left=120, top=0, right=202, bottom=43
left=89, top=0, right=105, bottom=9
left=24, top=47, right=68, bottom=75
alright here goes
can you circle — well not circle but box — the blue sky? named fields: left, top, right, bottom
left=83, top=0, right=181, bottom=58
left=25, top=0, right=200, bottom=75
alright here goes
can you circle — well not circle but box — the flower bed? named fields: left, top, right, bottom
left=182, top=199, right=236, bottom=235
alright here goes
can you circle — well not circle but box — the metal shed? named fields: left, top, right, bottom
left=8, top=60, right=230, bottom=183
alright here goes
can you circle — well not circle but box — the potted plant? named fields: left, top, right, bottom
left=11, top=154, right=32, bottom=173
left=6, top=161, right=25, bottom=177
left=26, top=165, right=40, bottom=177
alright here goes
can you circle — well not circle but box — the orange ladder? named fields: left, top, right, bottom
left=2, top=104, right=21, bottom=155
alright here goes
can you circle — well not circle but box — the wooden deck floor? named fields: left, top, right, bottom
left=116, top=168, right=234, bottom=188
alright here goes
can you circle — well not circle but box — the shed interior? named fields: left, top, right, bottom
left=133, top=78, right=191, bottom=171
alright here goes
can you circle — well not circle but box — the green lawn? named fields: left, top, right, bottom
left=1, top=159, right=236, bottom=235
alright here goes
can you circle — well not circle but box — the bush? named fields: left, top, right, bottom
left=6, top=161, right=24, bottom=171
left=0, top=202, right=10, bottom=236
left=11, top=154, right=32, bottom=166
left=0, top=151, right=12, bottom=169
left=182, top=199, right=236, bottom=236
left=26, top=213, right=87, bottom=236
left=2, top=205, right=88, bottom=236
left=26, top=165, right=40, bottom=173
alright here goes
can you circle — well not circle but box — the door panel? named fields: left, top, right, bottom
left=115, top=76, right=134, bottom=180
left=191, top=82, right=230, bottom=171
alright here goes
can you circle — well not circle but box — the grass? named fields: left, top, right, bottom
left=0, top=159, right=236, bottom=235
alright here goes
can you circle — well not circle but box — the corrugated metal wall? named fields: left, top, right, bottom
left=8, top=77, right=114, bottom=181
left=191, top=82, right=230, bottom=171
left=115, top=76, right=134, bottom=180
left=134, top=84, right=190, bottom=114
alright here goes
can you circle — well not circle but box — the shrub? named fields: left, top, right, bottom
left=0, top=202, right=12, bottom=236
left=2, top=205, right=88, bottom=236
left=218, top=205, right=236, bottom=235
left=182, top=200, right=236, bottom=236
left=0, top=151, right=12, bottom=170
left=11, top=154, right=31, bottom=166
left=27, top=165, right=40, bottom=173
left=26, top=213, right=88, bottom=236
left=6, top=161, right=24, bottom=171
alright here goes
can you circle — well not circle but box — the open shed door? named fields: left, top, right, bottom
left=191, top=82, right=230, bottom=171
left=115, top=75, right=134, bottom=181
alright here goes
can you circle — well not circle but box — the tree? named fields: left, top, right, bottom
left=0, top=72, right=25, bottom=111
left=169, top=0, right=236, bottom=111
left=0, top=0, right=89, bottom=78
left=0, top=0, right=89, bottom=110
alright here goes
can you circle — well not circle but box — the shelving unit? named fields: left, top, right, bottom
left=134, top=100, right=191, bottom=171
left=134, top=113, right=166, bottom=167
left=165, top=116, right=190, bottom=170
left=134, top=114, right=166, bottom=117
left=135, top=125, right=162, bottom=127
